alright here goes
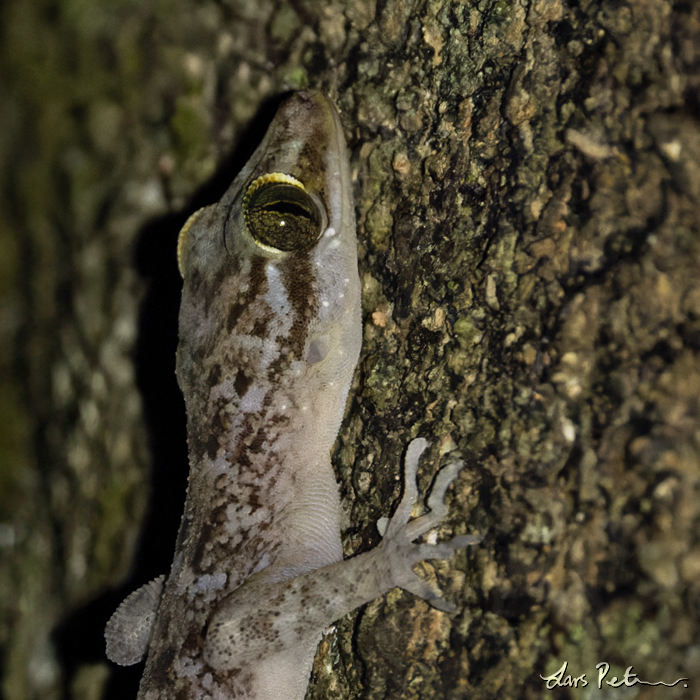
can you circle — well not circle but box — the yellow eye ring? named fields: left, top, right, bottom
left=242, top=173, right=323, bottom=252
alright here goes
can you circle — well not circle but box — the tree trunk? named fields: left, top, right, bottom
left=1, top=0, right=698, bottom=699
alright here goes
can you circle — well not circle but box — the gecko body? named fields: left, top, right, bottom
left=106, top=90, right=478, bottom=700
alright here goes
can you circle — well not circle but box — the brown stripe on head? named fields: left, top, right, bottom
left=252, top=91, right=335, bottom=216
left=282, top=253, right=318, bottom=356
left=223, top=256, right=269, bottom=337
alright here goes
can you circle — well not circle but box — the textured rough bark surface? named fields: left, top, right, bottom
left=1, top=1, right=698, bottom=699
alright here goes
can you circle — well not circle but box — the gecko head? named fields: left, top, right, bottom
left=177, top=90, right=353, bottom=277
left=175, top=91, right=361, bottom=418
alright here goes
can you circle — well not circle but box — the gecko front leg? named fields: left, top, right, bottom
left=204, top=437, right=479, bottom=688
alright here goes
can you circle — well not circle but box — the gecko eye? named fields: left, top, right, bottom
left=242, top=173, right=324, bottom=252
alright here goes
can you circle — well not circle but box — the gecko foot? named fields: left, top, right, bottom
left=380, top=438, right=480, bottom=613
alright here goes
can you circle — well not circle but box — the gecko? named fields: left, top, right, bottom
left=105, top=89, right=479, bottom=700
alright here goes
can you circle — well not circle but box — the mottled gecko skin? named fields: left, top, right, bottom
left=105, top=91, right=478, bottom=700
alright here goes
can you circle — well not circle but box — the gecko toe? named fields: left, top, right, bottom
left=385, top=438, right=429, bottom=538
left=401, top=576, right=458, bottom=613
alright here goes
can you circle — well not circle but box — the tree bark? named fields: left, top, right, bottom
left=1, top=0, right=698, bottom=699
